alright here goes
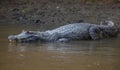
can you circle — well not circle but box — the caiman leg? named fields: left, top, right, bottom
left=89, top=27, right=103, bottom=40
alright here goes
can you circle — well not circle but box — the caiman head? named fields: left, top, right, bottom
left=8, top=30, right=39, bottom=43
left=99, top=20, right=120, bottom=38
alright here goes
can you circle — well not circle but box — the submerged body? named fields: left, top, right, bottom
left=8, top=20, right=119, bottom=43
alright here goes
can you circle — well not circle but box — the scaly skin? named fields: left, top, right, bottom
left=8, top=21, right=120, bottom=43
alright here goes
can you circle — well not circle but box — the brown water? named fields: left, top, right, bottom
left=0, top=24, right=120, bottom=70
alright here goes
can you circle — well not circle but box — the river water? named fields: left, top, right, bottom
left=0, top=24, right=120, bottom=70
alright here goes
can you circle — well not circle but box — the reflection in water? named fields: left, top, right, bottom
left=0, top=24, right=120, bottom=70
left=6, top=41, right=120, bottom=70
left=8, top=41, right=98, bottom=54
left=8, top=40, right=119, bottom=55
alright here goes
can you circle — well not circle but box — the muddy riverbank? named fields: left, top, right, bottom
left=0, top=0, right=120, bottom=26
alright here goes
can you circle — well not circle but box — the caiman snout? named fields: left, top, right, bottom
left=8, top=35, right=18, bottom=42
left=8, top=35, right=39, bottom=43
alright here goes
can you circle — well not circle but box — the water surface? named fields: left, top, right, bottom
left=0, top=24, right=120, bottom=70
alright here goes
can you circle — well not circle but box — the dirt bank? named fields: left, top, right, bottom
left=0, top=0, right=120, bottom=26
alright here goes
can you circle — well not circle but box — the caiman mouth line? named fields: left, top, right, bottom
left=9, top=38, right=28, bottom=42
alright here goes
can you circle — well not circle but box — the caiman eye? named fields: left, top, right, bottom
left=26, top=31, right=36, bottom=35
left=25, top=31, right=33, bottom=34
left=26, top=31, right=30, bottom=34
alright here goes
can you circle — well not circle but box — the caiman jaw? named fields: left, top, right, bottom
left=9, top=37, right=27, bottom=43
left=9, top=39, right=17, bottom=43
left=9, top=39, right=14, bottom=42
